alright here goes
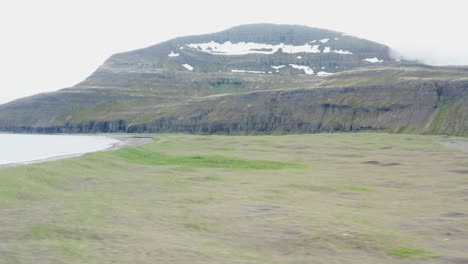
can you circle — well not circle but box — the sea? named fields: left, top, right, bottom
left=0, top=134, right=120, bottom=166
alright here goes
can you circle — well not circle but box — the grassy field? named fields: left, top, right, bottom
left=0, top=133, right=467, bottom=264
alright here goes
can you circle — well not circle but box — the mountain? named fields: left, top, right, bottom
left=103, top=23, right=397, bottom=74
left=0, top=24, right=467, bottom=135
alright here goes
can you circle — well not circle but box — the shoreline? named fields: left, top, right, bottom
left=0, top=134, right=154, bottom=168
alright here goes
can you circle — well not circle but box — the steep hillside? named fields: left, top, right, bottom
left=0, top=72, right=321, bottom=128
left=1, top=24, right=466, bottom=135
left=127, top=69, right=467, bottom=136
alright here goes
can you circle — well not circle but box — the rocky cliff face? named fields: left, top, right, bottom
left=129, top=80, right=467, bottom=135
left=4, top=77, right=467, bottom=136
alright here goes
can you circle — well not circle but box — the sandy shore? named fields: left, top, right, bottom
left=0, top=134, right=154, bottom=168
left=105, top=134, right=155, bottom=149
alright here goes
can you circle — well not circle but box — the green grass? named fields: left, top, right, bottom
left=389, top=247, right=440, bottom=259
left=212, top=147, right=235, bottom=151
left=284, top=184, right=373, bottom=193
left=0, top=133, right=467, bottom=264
left=58, top=242, right=97, bottom=263
left=336, top=185, right=373, bottom=193
left=111, top=147, right=305, bottom=170
left=183, top=216, right=211, bottom=231
left=425, top=100, right=468, bottom=136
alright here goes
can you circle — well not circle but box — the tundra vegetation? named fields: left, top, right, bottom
left=1, top=133, right=467, bottom=264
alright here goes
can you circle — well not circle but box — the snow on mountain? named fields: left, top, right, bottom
left=168, top=51, right=180, bottom=57
left=289, top=64, right=314, bottom=75
left=271, top=65, right=286, bottom=70
left=186, top=41, right=322, bottom=55
left=317, top=71, right=334, bottom=76
left=333, top=49, right=353, bottom=55
left=364, top=57, right=383, bottom=63
left=182, top=64, right=194, bottom=71
left=231, top=69, right=264, bottom=74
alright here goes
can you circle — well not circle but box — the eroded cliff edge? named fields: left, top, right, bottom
left=2, top=77, right=466, bottom=136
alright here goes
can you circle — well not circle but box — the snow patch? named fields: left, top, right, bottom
left=168, top=51, right=179, bottom=57
left=289, top=64, right=314, bottom=75
left=364, top=57, right=383, bottom=63
left=334, top=37, right=339, bottom=40
left=182, top=64, right=193, bottom=71
left=179, top=46, right=184, bottom=50
left=271, top=65, right=286, bottom=70
left=282, top=44, right=320, bottom=54
left=333, top=49, right=353, bottom=55
left=297, top=56, right=302, bottom=59
left=322, top=47, right=352, bottom=55
left=186, top=41, right=321, bottom=55
left=319, top=38, right=329, bottom=44
left=231, top=69, right=264, bottom=74
left=317, top=71, right=333, bottom=77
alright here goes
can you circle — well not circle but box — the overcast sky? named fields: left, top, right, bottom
left=0, top=0, right=467, bottom=104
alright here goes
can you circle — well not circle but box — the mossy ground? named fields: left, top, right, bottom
left=0, top=133, right=467, bottom=263
left=389, top=247, right=440, bottom=259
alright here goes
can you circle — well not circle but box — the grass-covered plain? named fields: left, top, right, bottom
left=0, top=133, right=467, bottom=264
